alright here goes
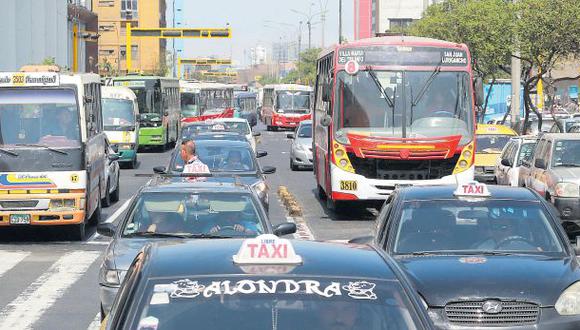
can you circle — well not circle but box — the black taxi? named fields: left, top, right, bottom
left=373, top=182, right=580, bottom=329
left=101, top=235, right=434, bottom=329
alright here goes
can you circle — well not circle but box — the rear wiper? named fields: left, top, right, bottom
left=0, top=148, right=18, bottom=157
left=14, top=144, right=68, bottom=155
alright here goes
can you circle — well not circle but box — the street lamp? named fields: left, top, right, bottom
left=291, top=4, right=324, bottom=49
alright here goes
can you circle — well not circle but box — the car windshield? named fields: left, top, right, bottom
left=129, top=277, right=420, bottom=330
left=297, top=124, right=312, bottom=138
left=517, top=142, right=536, bottom=166
left=172, top=144, right=256, bottom=172
left=552, top=140, right=580, bottom=167
left=122, top=192, right=263, bottom=237
left=394, top=200, right=564, bottom=255
left=102, top=98, right=135, bottom=131
left=181, top=92, right=200, bottom=117
left=276, top=90, right=311, bottom=113
left=0, top=88, right=80, bottom=147
left=217, top=121, right=250, bottom=135
left=334, top=70, right=473, bottom=145
left=476, top=135, right=512, bottom=153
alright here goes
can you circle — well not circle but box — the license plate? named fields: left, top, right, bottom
left=340, top=180, right=358, bottom=191
left=10, top=214, right=31, bottom=225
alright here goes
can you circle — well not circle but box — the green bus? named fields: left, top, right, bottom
left=110, top=76, right=180, bottom=149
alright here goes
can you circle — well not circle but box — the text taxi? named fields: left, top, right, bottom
left=373, top=181, right=580, bottom=329
left=101, top=235, right=434, bottom=329
left=0, top=68, right=107, bottom=240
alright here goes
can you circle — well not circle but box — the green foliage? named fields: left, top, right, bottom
left=281, top=48, right=322, bottom=86
left=41, top=57, right=56, bottom=66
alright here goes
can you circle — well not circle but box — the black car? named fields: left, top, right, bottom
left=97, top=176, right=296, bottom=317
left=101, top=235, right=435, bottom=329
left=154, top=139, right=275, bottom=210
left=372, top=182, right=580, bottom=329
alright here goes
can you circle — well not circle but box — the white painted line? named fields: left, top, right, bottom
left=87, top=312, right=101, bottom=330
left=287, top=216, right=316, bottom=241
left=84, top=241, right=111, bottom=246
left=0, top=251, right=30, bottom=279
left=104, top=199, right=132, bottom=224
left=0, top=251, right=101, bottom=330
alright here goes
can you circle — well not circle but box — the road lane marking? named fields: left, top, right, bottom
left=87, top=312, right=101, bottom=330
left=0, top=251, right=30, bottom=279
left=88, top=198, right=132, bottom=242
left=0, top=251, right=101, bottom=330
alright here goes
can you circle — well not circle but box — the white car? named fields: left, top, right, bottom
left=494, top=136, right=537, bottom=187
left=102, top=139, right=121, bottom=207
left=214, top=117, right=260, bottom=152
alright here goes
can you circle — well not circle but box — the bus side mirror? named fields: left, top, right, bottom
left=322, top=84, right=331, bottom=102
left=320, top=115, right=331, bottom=127
left=474, top=77, right=485, bottom=106
left=84, top=96, right=94, bottom=104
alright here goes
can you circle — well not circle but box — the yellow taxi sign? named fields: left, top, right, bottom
left=233, top=234, right=302, bottom=265
left=454, top=181, right=491, bottom=197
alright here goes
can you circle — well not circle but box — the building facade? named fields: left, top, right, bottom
left=354, top=0, right=373, bottom=40
left=92, top=0, right=167, bottom=75
left=0, top=0, right=98, bottom=72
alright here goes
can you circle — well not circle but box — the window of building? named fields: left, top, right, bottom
left=121, top=0, right=138, bottom=20
left=99, top=24, right=115, bottom=32
left=120, top=45, right=139, bottom=61
left=98, top=0, right=114, bottom=7
left=389, top=18, right=414, bottom=31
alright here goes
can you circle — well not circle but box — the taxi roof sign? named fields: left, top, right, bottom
left=233, top=234, right=303, bottom=265
left=0, top=72, right=60, bottom=87
left=454, top=181, right=491, bottom=197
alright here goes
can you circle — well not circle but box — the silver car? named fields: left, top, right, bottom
left=494, top=136, right=537, bottom=187
left=288, top=120, right=313, bottom=170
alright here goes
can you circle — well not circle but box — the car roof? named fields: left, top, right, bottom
left=398, top=184, right=540, bottom=201
left=143, top=176, right=252, bottom=194
left=540, top=133, right=580, bottom=140
left=143, top=239, right=398, bottom=280
left=194, top=139, right=251, bottom=147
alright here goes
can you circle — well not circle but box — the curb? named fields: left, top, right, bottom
left=277, top=185, right=315, bottom=240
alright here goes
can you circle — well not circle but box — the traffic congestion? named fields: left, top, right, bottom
left=2, top=1, right=580, bottom=329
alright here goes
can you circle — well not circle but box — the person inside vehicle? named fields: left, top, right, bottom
left=146, top=212, right=185, bottom=233
left=204, top=210, right=259, bottom=235
left=397, top=208, right=455, bottom=252
left=317, top=302, right=359, bottom=330
left=43, top=108, right=79, bottom=141
left=473, top=217, right=536, bottom=250
left=222, top=150, right=250, bottom=171
left=181, top=139, right=210, bottom=174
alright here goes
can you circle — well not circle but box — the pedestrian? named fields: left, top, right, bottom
left=181, top=139, right=210, bottom=174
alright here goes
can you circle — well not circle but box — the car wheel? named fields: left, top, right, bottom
left=128, top=154, right=137, bottom=169
left=102, top=181, right=111, bottom=207
left=290, top=158, right=298, bottom=171
left=266, top=125, right=272, bottom=131
left=111, top=176, right=120, bottom=203
left=100, top=304, right=106, bottom=322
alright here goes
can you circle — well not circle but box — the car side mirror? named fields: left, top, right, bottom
left=252, top=132, right=261, bottom=137
left=474, top=77, right=485, bottom=107
left=108, top=153, right=121, bottom=161
left=286, top=133, right=295, bottom=139
left=348, top=236, right=373, bottom=244
left=153, top=166, right=167, bottom=174
left=262, top=166, right=276, bottom=174
left=273, top=223, right=297, bottom=236
left=320, top=115, right=331, bottom=127
left=97, top=223, right=116, bottom=237
left=535, top=159, right=546, bottom=169
left=256, top=151, right=268, bottom=158
left=501, top=158, right=512, bottom=167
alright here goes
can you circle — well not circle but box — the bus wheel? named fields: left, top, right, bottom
left=102, top=180, right=111, bottom=208
left=88, top=194, right=102, bottom=226
left=266, top=125, right=272, bottom=131
left=317, top=185, right=327, bottom=200
left=68, top=221, right=86, bottom=241
left=326, top=198, right=346, bottom=213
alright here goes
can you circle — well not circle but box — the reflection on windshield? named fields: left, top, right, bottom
left=476, top=135, right=511, bottom=153
left=552, top=140, right=580, bottom=167
left=132, top=278, right=419, bottom=330
left=276, top=91, right=311, bottom=113
left=298, top=124, right=312, bottom=138
left=0, top=89, right=80, bottom=147
left=123, top=192, right=263, bottom=237
left=237, top=97, right=257, bottom=112
left=394, top=200, right=563, bottom=254
left=102, top=98, right=135, bottom=130
left=334, top=70, right=473, bottom=144
left=173, top=144, right=255, bottom=172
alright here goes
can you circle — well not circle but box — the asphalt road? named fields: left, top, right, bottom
left=0, top=123, right=377, bottom=329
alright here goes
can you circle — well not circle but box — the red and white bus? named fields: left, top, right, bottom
left=261, top=84, right=313, bottom=131
left=313, top=36, right=484, bottom=209
left=181, top=82, right=234, bottom=125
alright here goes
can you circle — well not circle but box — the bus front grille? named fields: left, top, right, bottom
left=347, top=153, right=459, bottom=180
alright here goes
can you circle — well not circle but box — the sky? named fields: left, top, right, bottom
left=170, top=0, right=354, bottom=66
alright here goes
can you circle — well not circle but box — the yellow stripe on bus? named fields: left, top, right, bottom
left=377, top=145, right=436, bottom=150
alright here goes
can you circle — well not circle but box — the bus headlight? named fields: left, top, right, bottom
left=556, top=282, right=580, bottom=315
left=50, top=199, right=76, bottom=210
left=453, top=141, right=475, bottom=174
left=555, top=182, right=580, bottom=198
left=332, top=141, right=355, bottom=173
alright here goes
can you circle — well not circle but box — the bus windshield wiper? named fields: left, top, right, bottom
left=0, top=148, right=19, bottom=157
left=14, top=144, right=68, bottom=155
left=367, top=67, right=394, bottom=109
left=411, top=65, right=442, bottom=107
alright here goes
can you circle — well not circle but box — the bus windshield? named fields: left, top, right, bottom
left=181, top=92, right=200, bottom=117
left=334, top=70, right=473, bottom=144
left=102, top=98, right=135, bottom=131
left=201, top=89, right=232, bottom=114
left=131, top=87, right=162, bottom=126
left=276, top=91, right=310, bottom=113
left=0, top=88, right=80, bottom=147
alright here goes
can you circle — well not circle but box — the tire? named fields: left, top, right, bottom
left=111, top=177, right=120, bottom=203
left=317, top=184, right=327, bottom=200
left=88, top=192, right=102, bottom=226
left=102, top=181, right=111, bottom=208
left=128, top=154, right=137, bottom=169
left=326, top=198, right=347, bottom=213
left=266, top=125, right=272, bottom=131
left=290, top=158, right=298, bottom=171
left=68, top=221, right=86, bottom=241
left=100, top=304, right=106, bottom=322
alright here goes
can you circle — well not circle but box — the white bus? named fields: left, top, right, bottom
left=101, top=86, right=139, bottom=168
left=0, top=69, right=107, bottom=240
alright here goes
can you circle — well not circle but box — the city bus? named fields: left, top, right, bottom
left=181, top=82, right=234, bottom=125
left=180, top=80, right=201, bottom=122
left=110, top=76, right=180, bottom=149
left=313, top=36, right=483, bottom=209
left=0, top=69, right=107, bottom=240
left=261, top=84, right=313, bottom=131
left=101, top=86, right=139, bottom=168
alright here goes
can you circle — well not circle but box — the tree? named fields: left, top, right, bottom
left=282, top=48, right=322, bottom=86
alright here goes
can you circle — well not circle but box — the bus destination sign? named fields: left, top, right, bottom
left=337, top=46, right=468, bottom=67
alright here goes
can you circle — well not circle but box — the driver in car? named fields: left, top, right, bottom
left=205, top=211, right=259, bottom=235
left=473, top=217, right=537, bottom=250
left=222, top=150, right=251, bottom=171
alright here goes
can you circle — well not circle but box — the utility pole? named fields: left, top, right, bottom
left=172, top=0, right=176, bottom=78
left=307, top=21, right=312, bottom=49
left=339, top=0, right=343, bottom=44
left=510, top=0, right=521, bottom=127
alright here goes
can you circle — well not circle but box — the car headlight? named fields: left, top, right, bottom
left=252, top=181, right=267, bottom=197
left=555, top=182, right=580, bottom=198
left=556, top=281, right=580, bottom=315
left=100, top=269, right=126, bottom=287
